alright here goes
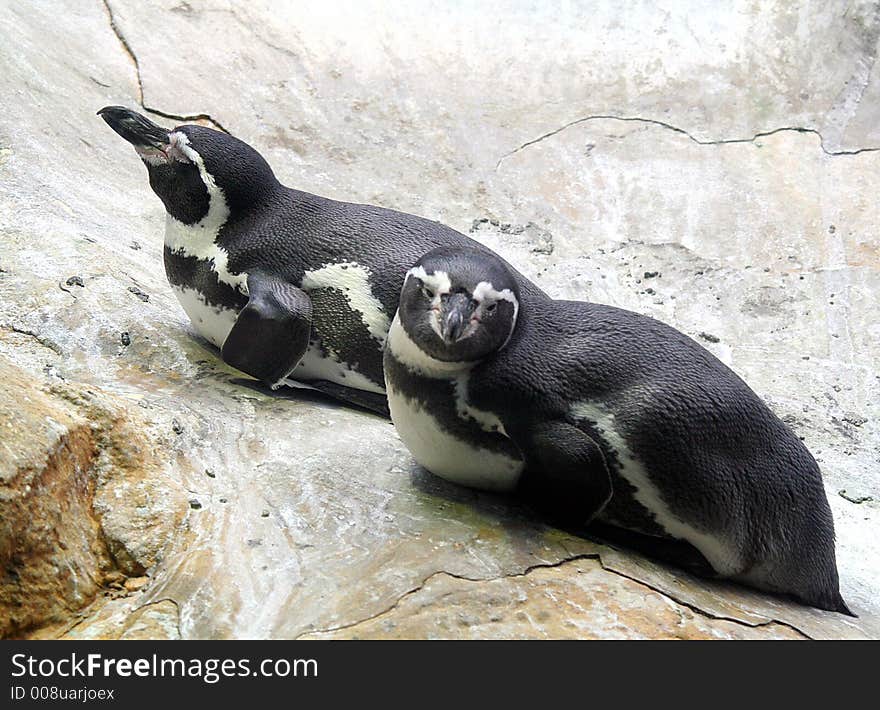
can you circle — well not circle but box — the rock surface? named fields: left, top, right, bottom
left=0, top=0, right=877, bottom=639
left=0, top=357, right=186, bottom=637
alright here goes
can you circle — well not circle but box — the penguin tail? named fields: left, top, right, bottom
left=807, top=589, right=858, bottom=617
left=831, top=593, right=858, bottom=618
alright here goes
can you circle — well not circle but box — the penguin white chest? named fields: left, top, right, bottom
left=385, top=316, right=524, bottom=491
left=164, top=212, right=248, bottom=350
left=387, top=383, right=524, bottom=493
left=171, top=285, right=240, bottom=349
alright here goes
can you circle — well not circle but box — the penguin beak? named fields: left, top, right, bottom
left=439, top=293, right=475, bottom=344
left=97, top=106, right=170, bottom=152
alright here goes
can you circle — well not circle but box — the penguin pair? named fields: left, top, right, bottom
left=100, top=109, right=851, bottom=615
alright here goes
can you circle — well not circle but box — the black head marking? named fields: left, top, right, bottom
left=145, top=156, right=210, bottom=225
left=399, top=246, right=520, bottom=363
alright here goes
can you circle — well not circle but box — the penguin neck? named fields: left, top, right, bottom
left=387, top=315, right=475, bottom=379
left=163, top=173, right=246, bottom=290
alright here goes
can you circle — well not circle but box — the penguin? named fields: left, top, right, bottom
left=97, top=106, right=541, bottom=414
left=384, top=245, right=854, bottom=615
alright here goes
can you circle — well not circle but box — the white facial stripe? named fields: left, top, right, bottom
left=570, top=401, right=742, bottom=576
left=472, top=281, right=516, bottom=305
left=162, top=132, right=246, bottom=291
left=170, top=131, right=199, bottom=163
left=301, top=262, right=390, bottom=342
left=471, top=280, right=519, bottom=350
left=406, top=266, right=452, bottom=295
left=473, top=280, right=519, bottom=324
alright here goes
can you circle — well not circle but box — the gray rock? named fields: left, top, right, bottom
left=0, top=0, right=877, bottom=639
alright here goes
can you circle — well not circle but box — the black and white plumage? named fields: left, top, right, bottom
left=384, top=246, right=853, bottom=615
left=98, top=106, right=531, bottom=414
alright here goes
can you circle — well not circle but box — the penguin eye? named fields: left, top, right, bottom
left=420, top=284, right=433, bottom=299
left=486, top=302, right=498, bottom=313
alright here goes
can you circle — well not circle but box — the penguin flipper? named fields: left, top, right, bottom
left=221, top=272, right=312, bottom=386
left=511, top=420, right=613, bottom=528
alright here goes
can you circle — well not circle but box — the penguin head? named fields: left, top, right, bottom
left=98, top=106, right=279, bottom=225
left=398, top=246, right=520, bottom=364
